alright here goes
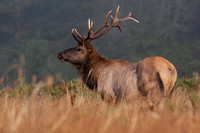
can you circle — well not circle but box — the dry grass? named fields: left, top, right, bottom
left=0, top=79, right=200, bottom=133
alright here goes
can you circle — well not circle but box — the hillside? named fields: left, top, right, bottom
left=0, top=0, right=200, bottom=84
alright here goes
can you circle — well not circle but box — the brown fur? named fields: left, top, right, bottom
left=58, top=42, right=177, bottom=101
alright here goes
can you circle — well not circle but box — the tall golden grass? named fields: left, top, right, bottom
left=0, top=77, right=200, bottom=133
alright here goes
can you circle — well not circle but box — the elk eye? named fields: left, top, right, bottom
left=76, top=47, right=82, bottom=51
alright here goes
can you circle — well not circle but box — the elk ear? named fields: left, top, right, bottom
left=85, top=42, right=92, bottom=52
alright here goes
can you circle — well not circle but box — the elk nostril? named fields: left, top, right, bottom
left=57, top=53, right=62, bottom=59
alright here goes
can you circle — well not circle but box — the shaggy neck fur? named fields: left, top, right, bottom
left=78, top=45, right=108, bottom=90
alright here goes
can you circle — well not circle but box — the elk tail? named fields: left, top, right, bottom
left=156, top=72, right=164, bottom=92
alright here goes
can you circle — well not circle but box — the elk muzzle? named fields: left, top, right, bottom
left=57, top=52, right=68, bottom=62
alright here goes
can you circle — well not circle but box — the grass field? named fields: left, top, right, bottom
left=0, top=77, right=200, bottom=133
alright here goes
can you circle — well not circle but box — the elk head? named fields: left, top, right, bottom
left=57, top=6, right=139, bottom=68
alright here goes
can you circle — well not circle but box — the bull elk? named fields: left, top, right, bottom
left=58, top=6, right=177, bottom=101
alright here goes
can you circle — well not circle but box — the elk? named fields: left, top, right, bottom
left=58, top=6, right=177, bottom=101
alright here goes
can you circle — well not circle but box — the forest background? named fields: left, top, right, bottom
left=0, top=0, right=199, bottom=84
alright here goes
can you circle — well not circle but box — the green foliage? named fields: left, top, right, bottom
left=176, top=78, right=200, bottom=91
left=190, top=93, right=199, bottom=107
left=0, top=79, right=100, bottom=101
left=50, top=84, right=66, bottom=98
left=0, top=79, right=31, bottom=97
left=167, top=100, right=176, bottom=112
left=0, top=90, right=4, bottom=96
left=17, top=80, right=32, bottom=96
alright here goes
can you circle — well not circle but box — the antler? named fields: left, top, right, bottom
left=72, top=29, right=85, bottom=44
left=89, top=5, right=139, bottom=40
left=72, top=5, right=139, bottom=44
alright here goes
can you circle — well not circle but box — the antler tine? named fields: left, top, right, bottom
left=74, top=29, right=84, bottom=41
left=115, top=5, right=120, bottom=19
left=128, top=12, right=131, bottom=17
left=93, top=10, right=112, bottom=36
left=116, top=25, right=122, bottom=32
left=72, top=28, right=82, bottom=43
left=88, top=18, right=93, bottom=31
left=91, top=21, right=93, bottom=29
left=88, top=18, right=91, bottom=30
left=87, top=19, right=94, bottom=39
left=110, top=15, right=114, bottom=23
left=119, top=12, right=139, bottom=23
left=104, top=10, right=112, bottom=24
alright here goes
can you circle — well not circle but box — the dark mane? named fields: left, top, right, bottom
left=78, top=44, right=109, bottom=90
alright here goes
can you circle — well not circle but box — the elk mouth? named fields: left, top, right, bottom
left=58, top=58, right=67, bottom=62
left=60, top=58, right=65, bottom=62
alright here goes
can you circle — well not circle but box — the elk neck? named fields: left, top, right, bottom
left=79, top=45, right=108, bottom=90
